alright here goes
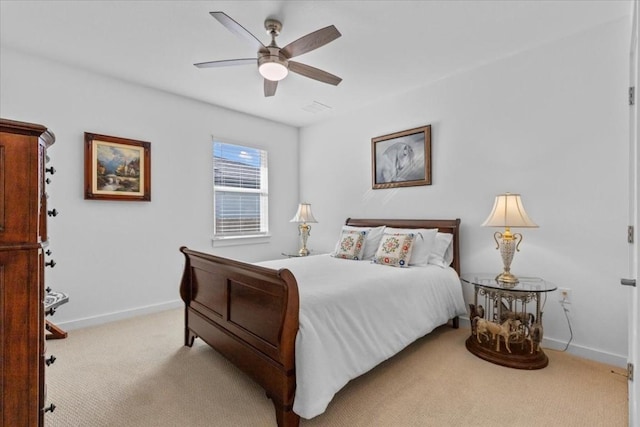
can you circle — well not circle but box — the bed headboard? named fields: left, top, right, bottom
left=344, top=218, right=461, bottom=275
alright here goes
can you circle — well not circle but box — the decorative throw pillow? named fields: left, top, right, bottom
left=427, top=232, right=454, bottom=268
left=373, top=233, right=416, bottom=267
left=332, top=225, right=385, bottom=260
left=333, top=230, right=368, bottom=260
left=385, top=227, right=437, bottom=266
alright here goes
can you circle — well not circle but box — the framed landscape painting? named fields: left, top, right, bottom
left=84, top=132, right=151, bottom=201
left=371, top=125, right=431, bottom=189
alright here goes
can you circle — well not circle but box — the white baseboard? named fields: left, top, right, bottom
left=457, top=317, right=627, bottom=368
left=54, top=299, right=183, bottom=331
left=542, top=337, right=627, bottom=368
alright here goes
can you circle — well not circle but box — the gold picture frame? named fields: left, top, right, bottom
left=371, top=125, right=431, bottom=189
left=84, top=132, right=151, bottom=201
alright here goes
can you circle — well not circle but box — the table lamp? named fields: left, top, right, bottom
left=482, top=193, right=538, bottom=285
left=290, top=203, right=318, bottom=256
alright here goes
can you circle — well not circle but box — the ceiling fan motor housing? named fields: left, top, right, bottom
left=258, top=47, right=289, bottom=67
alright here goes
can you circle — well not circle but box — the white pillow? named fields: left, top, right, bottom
left=333, top=229, right=368, bottom=260
left=372, top=232, right=416, bottom=267
left=333, top=225, right=386, bottom=260
left=428, top=232, right=454, bottom=268
left=385, top=227, right=437, bottom=266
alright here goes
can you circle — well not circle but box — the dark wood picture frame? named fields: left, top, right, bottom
left=84, top=132, right=151, bottom=201
left=371, top=125, right=431, bottom=189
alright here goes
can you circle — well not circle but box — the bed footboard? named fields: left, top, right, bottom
left=179, top=247, right=300, bottom=427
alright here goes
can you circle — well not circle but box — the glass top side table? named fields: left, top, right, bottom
left=460, top=273, right=557, bottom=369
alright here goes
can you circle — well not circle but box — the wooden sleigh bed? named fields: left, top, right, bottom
left=179, top=218, right=462, bottom=427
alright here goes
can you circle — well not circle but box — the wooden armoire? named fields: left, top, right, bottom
left=0, top=118, right=56, bottom=426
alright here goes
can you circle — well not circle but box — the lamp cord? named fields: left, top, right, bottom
left=558, top=300, right=574, bottom=352
left=540, top=292, right=573, bottom=352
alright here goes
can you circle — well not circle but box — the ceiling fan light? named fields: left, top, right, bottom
left=259, top=62, right=288, bottom=81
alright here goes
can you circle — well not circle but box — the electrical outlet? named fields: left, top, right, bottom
left=559, top=287, right=572, bottom=304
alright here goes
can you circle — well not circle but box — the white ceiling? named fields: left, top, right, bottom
left=0, top=0, right=632, bottom=128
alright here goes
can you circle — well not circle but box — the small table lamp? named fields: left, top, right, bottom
left=482, top=193, right=538, bottom=285
left=290, top=203, right=318, bottom=256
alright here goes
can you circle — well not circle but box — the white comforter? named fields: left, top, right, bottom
left=258, top=254, right=467, bottom=420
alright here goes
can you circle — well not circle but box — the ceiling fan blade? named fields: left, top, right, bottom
left=288, top=61, right=342, bottom=86
left=264, top=79, right=278, bottom=97
left=281, top=25, right=341, bottom=59
left=194, top=58, right=256, bottom=68
left=210, top=11, right=265, bottom=51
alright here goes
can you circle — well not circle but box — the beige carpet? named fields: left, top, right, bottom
left=45, top=309, right=628, bottom=427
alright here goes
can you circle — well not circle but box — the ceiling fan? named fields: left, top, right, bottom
left=195, top=12, right=342, bottom=97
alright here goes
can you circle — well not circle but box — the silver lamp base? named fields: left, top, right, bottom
left=297, top=223, right=311, bottom=257
left=494, top=230, right=523, bottom=287
left=298, top=247, right=310, bottom=256
left=496, top=271, right=519, bottom=287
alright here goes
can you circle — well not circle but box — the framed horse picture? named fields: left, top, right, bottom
left=371, top=125, right=431, bottom=189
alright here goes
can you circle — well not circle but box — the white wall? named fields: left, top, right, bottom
left=0, top=17, right=630, bottom=367
left=0, top=48, right=300, bottom=328
left=299, top=19, right=630, bottom=366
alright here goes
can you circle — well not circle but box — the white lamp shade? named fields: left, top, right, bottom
left=290, top=203, right=318, bottom=223
left=482, top=193, right=538, bottom=228
left=259, top=62, right=288, bottom=81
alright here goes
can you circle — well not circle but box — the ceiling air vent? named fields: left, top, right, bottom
left=302, top=101, right=332, bottom=114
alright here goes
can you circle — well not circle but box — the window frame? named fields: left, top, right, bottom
left=212, top=139, right=270, bottom=246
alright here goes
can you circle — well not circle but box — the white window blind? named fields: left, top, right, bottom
left=213, top=141, right=268, bottom=238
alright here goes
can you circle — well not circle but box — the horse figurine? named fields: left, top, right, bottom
left=525, top=312, right=544, bottom=354
left=469, top=304, right=485, bottom=335
left=500, top=310, right=535, bottom=326
left=476, top=318, right=520, bottom=353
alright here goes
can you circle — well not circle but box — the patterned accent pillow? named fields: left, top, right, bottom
left=385, top=227, right=437, bottom=266
left=333, top=230, right=368, bottom=260
left=373, top=233, right=416, bottom=267
left=333, top=225, right=386, bottom=260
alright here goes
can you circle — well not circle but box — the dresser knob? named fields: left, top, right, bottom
left=46, top=250, right=52, bottom=256
left=45, top=260, right=56, bottom=268
left=47, top=209, right=59, bottom=217
left=46, top=308, right=56, bottom=316
left=45, top=355, right=57, bottom=366
left=46, top=166, right=56, bottom=175
left=43, top=403, right=56, bottom=413
left=46, top=177, right=52, bottom=184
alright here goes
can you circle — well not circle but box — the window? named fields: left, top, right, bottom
left=213, top=141, right=268, bottom=239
